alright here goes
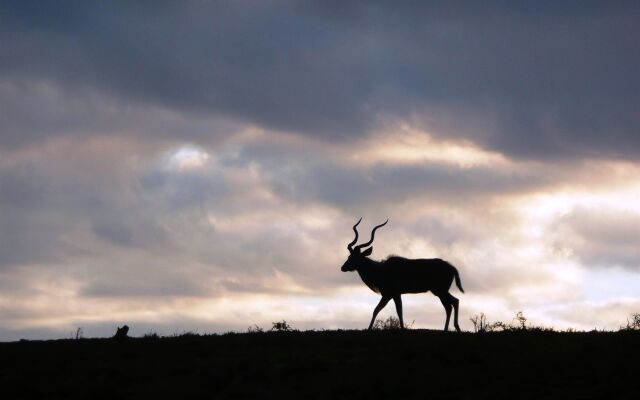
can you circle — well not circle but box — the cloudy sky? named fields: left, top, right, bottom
left=1, top=1, right=639, bottom=340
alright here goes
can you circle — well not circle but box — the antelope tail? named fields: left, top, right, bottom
left=454, top=267, right=465, bottom=293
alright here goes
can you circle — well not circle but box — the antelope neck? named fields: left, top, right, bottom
left=355, top=257, right=385, bottom=294
left=356, top=257, right=381, bottom=270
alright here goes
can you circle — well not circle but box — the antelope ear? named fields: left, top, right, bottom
left=361, top=247, right=373, bottom=256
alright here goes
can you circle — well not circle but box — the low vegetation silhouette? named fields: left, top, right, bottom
left=3, top=314, right=640, bottom=399
left=469, top=311, right=553, bottom=333
left=246, top=320, right=296, bottom=333
left=341, top=218, right=464, bottom=331
left=372, top=315, right=414, bottom=330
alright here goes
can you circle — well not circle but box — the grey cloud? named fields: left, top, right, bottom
left=267, top=161, right=550, bottom=210
left=0, top=154, right=164, bottom=267
left=0, top=211, right=65, bottom=267
left=0, top=120, right=597, bottom=303
left=92, top=221, right=135, bottom=248
left=0, top=163, right=50, bottom=208
left=0, top=79, right=244, bottom=149
left=81, top=273, right=210, bottom=298
left=553, top=207, right=640, bottom=269
left=138, top=167, right=229, bottom=211
left=1, top=1, right=639, bottom=159
left=0, top=164, right=73, bottom=266
left=406, top=216, right=483, bottom=249
left=0, top=136, right=342, bottom=296
left=91, top=216, right=170, bottom=249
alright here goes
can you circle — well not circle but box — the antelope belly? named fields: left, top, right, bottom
left=385, top=264, right=445, bottom=293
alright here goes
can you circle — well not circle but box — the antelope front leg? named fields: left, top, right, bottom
left=393, top=295, right=404, bottom=328
left=368, top=296, right=391, bottom=330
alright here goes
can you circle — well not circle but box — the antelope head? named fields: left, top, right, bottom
left=341, top=218, right=388, bottom=272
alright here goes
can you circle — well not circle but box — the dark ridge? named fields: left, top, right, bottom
left=1, top=329, right=639, bottom=399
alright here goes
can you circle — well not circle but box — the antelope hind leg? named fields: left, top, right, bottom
left=438, top=295, right=453, bottom=331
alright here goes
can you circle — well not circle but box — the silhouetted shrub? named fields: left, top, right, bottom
left=622, top=313, right=640, bottom=331
left=469, top=313, right=512, bottom=333
left=271, top=320, right=293, bottom=332
left=488, top=321, right=509, bottom=332
left=513, top=311, right=527, bottom=330
left=470, top=313, right=490, bottom=333
left=247, top=324, right=264, bottom=333
left=372, top=316, right=413, bottom=330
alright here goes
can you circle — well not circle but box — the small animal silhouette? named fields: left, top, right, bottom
left=341, top=218, right=464, bottom=331
left=113, top=325, right=129, bottom=340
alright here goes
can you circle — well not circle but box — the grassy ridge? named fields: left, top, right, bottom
left=1, top=330, right=639, bottom=399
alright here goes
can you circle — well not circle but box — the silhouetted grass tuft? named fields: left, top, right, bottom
left=142, top=332, right=160, bottom=340
left=372, top=316, right=414, bottom=330
left=247, top=324, right=265, bottom=333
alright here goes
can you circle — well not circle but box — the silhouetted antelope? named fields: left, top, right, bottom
left=341, top=218, right=464, bottom=331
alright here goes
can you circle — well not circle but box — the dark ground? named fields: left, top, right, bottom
left=1, top=329, right=639, bottom=399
